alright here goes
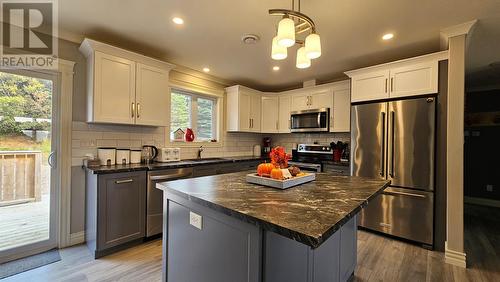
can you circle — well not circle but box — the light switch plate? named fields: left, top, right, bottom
left=189, top=211, right=202, bottom=230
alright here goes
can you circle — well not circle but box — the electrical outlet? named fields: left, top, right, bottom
left=486, top=185, right=494, bottom=192
left=189, top=211, right=202, bottom=230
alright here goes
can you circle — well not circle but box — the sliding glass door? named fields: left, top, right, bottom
left=0, top=69, right=59, bottom=264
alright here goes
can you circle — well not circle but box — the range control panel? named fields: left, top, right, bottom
left=297, top=144, right=332, bottom=154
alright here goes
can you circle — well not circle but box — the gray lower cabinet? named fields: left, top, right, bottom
left=86, top=171, right=146, bottom=258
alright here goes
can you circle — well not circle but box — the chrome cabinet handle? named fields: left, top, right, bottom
left=383, top=190, right=426, bottom=199
left=131, top=102, right=135, bottom=118
left=385, top=79, right=388, bottom=93
left=48, top=151, right=56, bottom=168
left=380, top=112, right=386, bottom=177
left=390, top=77, right=394, bottom=92
left=115, top=179, right=133, bottom=184
left=137, top=103, right=140, bottom=118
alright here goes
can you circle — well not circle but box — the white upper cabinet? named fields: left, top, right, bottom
left=278, top=96, right=291, bottom=133
left=226, top=85, right=261, bottom=132
left=80, top=38, right=174, bottom=126
left=350, top=70, right=390, bottom=103
left=93, top=51, right=136, bottom=124
left=261, top=96, right=279, bottom=133
left=135, top=63, right=170, bottom=126
left=346, top=51, right=447, bottom=103
left=291, top=94, right=310, bottom=111
left=389, top=62, right=438, bottom=98
left=309, top=89, right=333, bottom=109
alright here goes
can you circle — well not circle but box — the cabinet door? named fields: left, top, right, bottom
left=389, top=61, right=438, bottom=98
left=250, top=94, right=262, bottom=132
left=332, top=89, right=351, bottom=132
left=261, top=96, right=279, bottom=133
left=97, top=171, right=146, bottom=250
left=135, top=63, right=170, bottom=126
left=238, top=91, right=251, bottom=132
left=278, top=96, right=291, bottom=133
left=93, top=51, right=136, bottom=124
left=351, top=70, right=390, bottom=103
left=310, top=90, right=333, bottom=109
left=291, top=94, right=309, bottom=111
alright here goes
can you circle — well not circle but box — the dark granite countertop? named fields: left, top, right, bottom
left=157, top=172, right=390, bottom=249
left=85, top=156, right=268, bottom=174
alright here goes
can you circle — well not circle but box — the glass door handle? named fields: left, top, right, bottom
left=48, top=151, right=56, bottom=168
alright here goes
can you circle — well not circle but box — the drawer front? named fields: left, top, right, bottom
left=359, top=187, right=434, bottom=245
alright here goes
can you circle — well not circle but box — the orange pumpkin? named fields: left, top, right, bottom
left=257, top=163, right=275, bottom=177
left=270, top=168, right=284, bottom=180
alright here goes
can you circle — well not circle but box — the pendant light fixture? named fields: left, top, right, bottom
left=271, top=36, right=287, bottom=60
left=296, top=47, right=311, bottom=69
left=269, top=0, right=321, bottom=69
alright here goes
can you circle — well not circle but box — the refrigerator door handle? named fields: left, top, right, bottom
left=380, top=112, right=386, bottom=177
left=389, top=110, right=395, bottom=178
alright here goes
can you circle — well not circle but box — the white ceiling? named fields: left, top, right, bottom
left=58, top=0, right=500, bottom=91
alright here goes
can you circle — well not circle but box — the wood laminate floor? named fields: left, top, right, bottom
left=3, top=204, right=499, bottom=282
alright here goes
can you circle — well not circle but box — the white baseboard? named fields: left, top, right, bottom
left=465, top=196, right=500, bottom=208
left=445, top=241, right=467, bottom=268
left=69, top=231, right=85, bottom=246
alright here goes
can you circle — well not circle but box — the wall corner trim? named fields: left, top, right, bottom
left=444, top=241, right=467, bottom=268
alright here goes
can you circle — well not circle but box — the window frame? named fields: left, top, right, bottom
left=169, top=87, right=220, bottom=145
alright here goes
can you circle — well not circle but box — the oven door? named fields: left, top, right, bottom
left=290, top=108, right=330, bottom=132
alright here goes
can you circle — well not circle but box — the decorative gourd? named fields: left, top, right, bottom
left=257, top=163, right=275, bottom=177
left=270, top=168, right=284, bottom=180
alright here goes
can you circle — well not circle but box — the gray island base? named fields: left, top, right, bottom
left=157, top=172, right=390, bottom=282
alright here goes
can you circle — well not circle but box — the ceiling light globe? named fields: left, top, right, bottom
left=296, top=47, right=311, bottom=69
left=305, top=33, right=321, bottom=59
left=271, top=36, right=287, bottom=60
left=277, top=17, right=295, bottom=47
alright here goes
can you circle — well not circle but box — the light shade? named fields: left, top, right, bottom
left=305, top=33, right=321, bottom=59
left=296, top=47, right=311, bottom=69
left=276, top=17, right=295, bottom=47
left=271, top=36, right=287, bottom=60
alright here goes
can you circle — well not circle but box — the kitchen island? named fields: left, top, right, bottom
left=157, top=171, right=390, bottom=282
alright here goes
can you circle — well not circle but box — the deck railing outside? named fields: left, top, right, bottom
left=0, top=151, right=42, bottom=207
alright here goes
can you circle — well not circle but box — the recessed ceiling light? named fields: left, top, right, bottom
left=382, top=33, right=394, bottom=40
left=172, top=17, right=184, bottom=25
left=203, top=67, right=210, bottom=73
left=273, top=66, right=280, bottom=71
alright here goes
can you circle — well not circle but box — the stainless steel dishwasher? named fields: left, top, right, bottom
left=147, top=168, right=193, bottom=237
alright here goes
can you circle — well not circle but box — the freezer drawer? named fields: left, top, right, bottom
left=359, top=187, right=434, bottom=246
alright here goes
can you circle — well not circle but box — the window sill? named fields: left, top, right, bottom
left=167, top=141, right=222, bottom=148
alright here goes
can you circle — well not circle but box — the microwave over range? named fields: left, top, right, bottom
left=290, top=108, right=330, bottom=133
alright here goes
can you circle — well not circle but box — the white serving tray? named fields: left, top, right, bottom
left=246, top=172, right=316, bottom=190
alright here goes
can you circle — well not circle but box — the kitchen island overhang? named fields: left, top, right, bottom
left=157, top=172, right=390, bottom=282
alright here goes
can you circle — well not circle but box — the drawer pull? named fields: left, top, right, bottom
left=115, top=179, right=133, bottom=184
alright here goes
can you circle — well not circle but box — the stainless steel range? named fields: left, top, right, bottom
left=290, top=144, right=333, bottom=172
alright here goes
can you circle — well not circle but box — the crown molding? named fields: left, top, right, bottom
left=440, top=20, right=478, bottom=49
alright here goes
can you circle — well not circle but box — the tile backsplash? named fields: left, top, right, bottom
left=268, top=132, right=351, bottom=154
left=71, top=121, right=264, bottom=166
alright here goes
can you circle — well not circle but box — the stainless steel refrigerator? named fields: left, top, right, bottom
left=351, top=96, right=436, bottom=247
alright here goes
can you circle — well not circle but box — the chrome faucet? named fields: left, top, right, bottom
left=197, top=146, right=204, bottom=159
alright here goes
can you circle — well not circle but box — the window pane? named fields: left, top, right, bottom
left=170, top=91, right=191, bottom=140
left=197, top=97, right=214, bottom=140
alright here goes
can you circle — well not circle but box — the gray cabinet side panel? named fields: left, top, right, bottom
left=165, top=194, right=261, bottom=282
left=264, top=231, right=312, bottom=282
left=313, top=230, right=341, bottom=282
left=340, top=215, right=357, bottom=281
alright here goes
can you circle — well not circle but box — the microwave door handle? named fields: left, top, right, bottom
left=317, top=112, right=321, bottom=128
